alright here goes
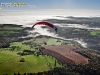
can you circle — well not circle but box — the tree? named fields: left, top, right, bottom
left=17, top=73, right=21, bottom=75
left=20, top=58, right=25, bottom=62
left=54, top=59, right=57, bottom=68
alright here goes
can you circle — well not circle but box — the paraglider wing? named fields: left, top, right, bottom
left=32, top=21, right=57, bottom=32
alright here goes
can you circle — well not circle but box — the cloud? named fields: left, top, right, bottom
left=0, top=9, right=100, bottom=17
left=27, top=5, right=36, bottom=8
left=0, top=10, right=100, bottom=47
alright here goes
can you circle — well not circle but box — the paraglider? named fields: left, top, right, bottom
left=32, top=21, right=57, bottom=32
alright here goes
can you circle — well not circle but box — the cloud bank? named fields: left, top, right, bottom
left=0, top=9, right=100, bottom=47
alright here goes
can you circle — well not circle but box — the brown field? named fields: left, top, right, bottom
left=43, top=45, right=88, bottom=64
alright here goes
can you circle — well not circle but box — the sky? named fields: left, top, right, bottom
left=0, top=0, right=100, bottom=10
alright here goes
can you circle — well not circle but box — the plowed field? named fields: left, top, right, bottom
left=43, top=45, right=88, bottom=64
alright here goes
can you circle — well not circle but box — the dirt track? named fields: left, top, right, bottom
left=43, top=45, right=88, bottom=64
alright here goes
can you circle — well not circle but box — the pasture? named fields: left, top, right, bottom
left=0, top=37, right=64, bottom=74
left=0, top=49, right=61, bottom=74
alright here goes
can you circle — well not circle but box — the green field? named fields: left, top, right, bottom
left=89, top=30, right=100, bottom=36
left=0, top=25, right=23, bottom=36
left=0, top=52, right=14, bottom=62
left=47, top=38, right=63, bottom=45
left=0, top=37, right=64, bottom=75
left=0, top=49, right=62, bottom=74
left=1, top=26, right=23, bottom=31
left=10, top=42, right=34, bottom=51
